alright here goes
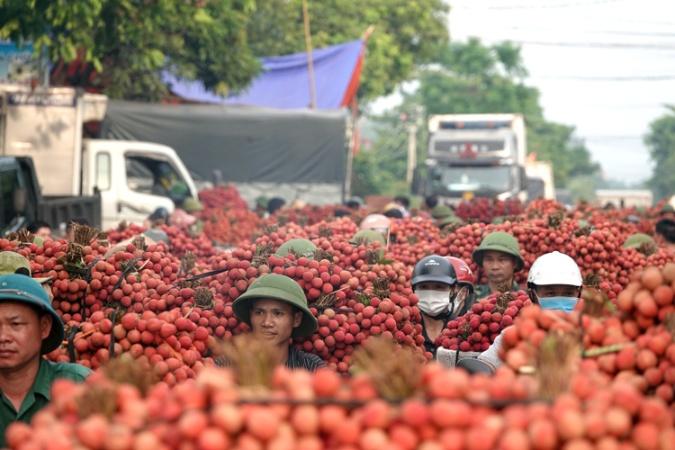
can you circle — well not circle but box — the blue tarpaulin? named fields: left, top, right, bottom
left=162, top=39, right=364, bottom=109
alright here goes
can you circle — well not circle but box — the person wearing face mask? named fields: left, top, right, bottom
left=412, top=255, right=466, bottom=357
left=446, top=256, right=476, bottom=312
left=461, top=251, right=583, bottom=373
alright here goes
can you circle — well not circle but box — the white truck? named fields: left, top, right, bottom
left=595, top=189, right=653, bottom=208
left=525, top=159, right=555, bottom=200
left=416, top=113, right=530, bottom=204
left=0, top=84, right=198, bottom=231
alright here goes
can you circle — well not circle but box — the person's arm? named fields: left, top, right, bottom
left=476, top=331, right=504, bottom=371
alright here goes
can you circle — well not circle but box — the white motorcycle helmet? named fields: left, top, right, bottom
left=527, top=251, right=582, bottom=312
left=527, top=251, right=582, bottom=287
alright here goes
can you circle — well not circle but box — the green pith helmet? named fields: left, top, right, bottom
left=32, top=236, right=44, bottom=248
left=255, top=196, right=269, bottom=209
left=182, top=197, right=203, bottom=213
left=431, top=205, right=454, bottom=220
left=0, top=274, right=64, bottom=353
left=438, top=215, right=464, bottom=228
left=0, top=251, right=50, bottom=283
left=623, top=233, right=655, bottom=249
left=274, top=238, right=317, bottom=258
left=472, top=231, right=524, bottom=271
left=350, top=230, right=386, bottom=246
left=232, top=274, right=317, bottom=338
left=661, top=204, right=674, bottom=214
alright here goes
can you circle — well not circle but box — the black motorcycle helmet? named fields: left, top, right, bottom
left=412, top=255, right=457, bottom=290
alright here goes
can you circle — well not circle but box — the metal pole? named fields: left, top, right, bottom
left=406, top=122, right=417, bottom=185
left=302, top=0, right=317, bottom=109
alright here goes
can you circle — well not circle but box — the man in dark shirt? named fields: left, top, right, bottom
left=472, top=231, right=524, bottom=300
left=232, top=274, right=325, bottom=371
left=0, top=274, right=90, bottom=447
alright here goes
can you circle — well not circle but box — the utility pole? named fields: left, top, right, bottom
left=302, top=0, right=317, bottom=109
left=406, top=121, right=417, bottom=185
left=405, top=105, right=424, bottom=186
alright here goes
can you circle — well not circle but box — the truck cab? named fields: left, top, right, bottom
left=82, top=140, right=197, bottom=230
left=0, top=83, right=199, bottom=231
left=419, top=114, right=528, bottom=203
left=1, top=156, right=100, bottom=234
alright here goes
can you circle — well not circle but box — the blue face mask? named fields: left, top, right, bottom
left=539, top=296, right=578, bottom=312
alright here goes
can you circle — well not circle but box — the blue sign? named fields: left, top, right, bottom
left=0, top=41, right=37, bottom=82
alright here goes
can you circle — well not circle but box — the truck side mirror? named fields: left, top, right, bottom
left=519, top=166, right=528, bottom=190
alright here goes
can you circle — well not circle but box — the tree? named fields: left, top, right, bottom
left=246, top=0, right=449, bottom=101
left=645, top=106, right=675, bottom=200
left=415, top=38, right=599, bottom=186
left=0, top=0, right=260, bottom=100
left=351, top=112, right=410, bottom=197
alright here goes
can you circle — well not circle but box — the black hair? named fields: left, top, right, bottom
left=424, top=195, right=439, bottom=209
left=27, top=220, right=51, bottom=233
left=383, top=208, right=404, bottom=219
left=394, top=195, right=410, bottom=209
left=334, top=209, right=351, bottom=218
left=656, top=219, right=675, bottom=244
left=267, top=197, right=286, bottom=215
left=344, top=199, right=361, bottom=210
left=148, top=207, right=170, bottom=223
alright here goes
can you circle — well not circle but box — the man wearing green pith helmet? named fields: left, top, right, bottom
left=0, top=274, right=91, bottom=447
left=231, top=274, right=326, bottom=371
left=472, top=231, right=524, bottom=300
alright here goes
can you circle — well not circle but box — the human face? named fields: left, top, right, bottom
left=482, top=251, right=516, bottom=285
left=534, top=284, right=580, bottom=299
left=35, top=227, right=51, bottom=239
left=250, top=299, right=302, bottom=346
left=0, top=302, right=51, bottom=371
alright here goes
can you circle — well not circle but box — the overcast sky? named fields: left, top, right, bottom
left=374, top=0, right=675, bottom=184
left=451, top=0, right=675, bottom=183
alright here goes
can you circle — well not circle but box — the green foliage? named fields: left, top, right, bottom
left=565, top=175, right=598, bottom=203
left=0, top=0, right=260, bottom=101
left=527, top=118, right=600, bottom=186
left=351, top=113, right=411, bottom=197
left=416, top=38, right=598, bottom=187
left=247, top=0, right=449, bottom=101
left=645, top=106, right=675, bottom=200
left=354, top=38, right=600, bottom=195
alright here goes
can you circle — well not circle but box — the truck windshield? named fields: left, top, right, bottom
left=437, top=166, right=512, bottom=193
left=125, top=155, right=189, bottom=202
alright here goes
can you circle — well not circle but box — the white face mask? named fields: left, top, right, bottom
left=416, top=290, right=450, bottom=316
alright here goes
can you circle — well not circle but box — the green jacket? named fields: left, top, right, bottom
left=474, top=281, right=520, bottom=301
left=0, top=359, right=90, bottom=447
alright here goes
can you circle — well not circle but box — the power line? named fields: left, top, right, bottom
left=584, top=135, right=643, bottom=140
left=507, top=26, right=675, bottom=38
left=513, top=40, right=675, bottom=50
left=530, top=74, right=675, bottom=81
left=453, top=0, right=628, bottom=10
